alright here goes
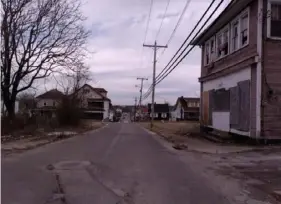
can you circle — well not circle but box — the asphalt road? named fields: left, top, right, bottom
left=2, top=123, right=231, bottom=204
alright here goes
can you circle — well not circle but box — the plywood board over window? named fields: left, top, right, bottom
left=202, top=91, right=209, bottom=125
left=229, top=80, right=250, bottom=132
left=230, top=86, right=239, bottom=129
left=238, top=80, right=250, bottom=131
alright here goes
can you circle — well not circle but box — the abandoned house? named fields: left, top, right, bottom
left=191, top=0, right=281, bottom=139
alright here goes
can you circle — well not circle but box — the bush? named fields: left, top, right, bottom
left=56, top=96, right=81, bottom=127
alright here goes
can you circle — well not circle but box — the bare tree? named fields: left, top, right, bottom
left=55, top=62, right=90, bottom=126
left=1, top=0, right=90, bottom=119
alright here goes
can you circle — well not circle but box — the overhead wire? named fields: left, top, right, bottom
left=155, top=0, right=171, bottom=40
left=157, top=0, right=192, bottom=61
left=142, top=0, right=221, bottom=100
left=139, top=0, right=155, bottom=69
left=155, top=0, right=217, bottom=82
left=155, top=0, right=224, bottom=85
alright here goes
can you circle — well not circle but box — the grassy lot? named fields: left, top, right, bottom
left=140, top=121, right=201, bottom=145
left=1, top=120, right=105, bottom=156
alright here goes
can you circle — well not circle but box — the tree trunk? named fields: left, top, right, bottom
left=4, top=100, right=15, bottom=120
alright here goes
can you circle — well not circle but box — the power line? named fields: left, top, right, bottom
left=143, top=0, right=155, bottom=43
left=157, top=0, right=192, bottom=61
left=155, top=0, right=171, bottom=40
left=139, top=0, right=155, bottom=69
left=155, top=0, right=224, bottom=85
left=166, top=0, right=192, bottom=45
left=142, top=0, right=221, bottom=100
left=155, top=0, right=216, bottom=82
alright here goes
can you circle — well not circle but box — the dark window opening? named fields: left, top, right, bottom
left=271, top=4, right=281, bottom=37
left=88, top=101, right=103, bottom=109
left=212, top=88, right=230, bottom=112
left=241, top=14, right=248, bottom=45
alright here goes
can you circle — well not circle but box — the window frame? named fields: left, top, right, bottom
left=231, top=19, right=240, bottom=52
left=161, top=113, right=167, bottom=118
left=203, top=7, right=250, bottom=63
left=240, top=10, right=249, bottom=48
left=267, top=0, right=281, bottom=40
left=216, top=25, right=230, bottom=60
left=204, top=42, right=210, bottom=65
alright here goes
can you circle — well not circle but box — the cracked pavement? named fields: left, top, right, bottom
left=2, top=122, right=279, bottom=204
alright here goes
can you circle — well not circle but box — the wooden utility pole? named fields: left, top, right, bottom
left=137, top=77, right=148, bottom=106
left=134, top=97, right=137, bottom=122
left=143, top=41, right=167, bottom=129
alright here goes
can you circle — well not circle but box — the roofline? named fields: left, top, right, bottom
left=191, top=0, right=254, bottom=46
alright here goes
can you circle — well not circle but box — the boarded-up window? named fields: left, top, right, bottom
left=230, top=87, right=239, bottom=129
left=208, top=90, right=214, bottom=125
left=229, top=80, right=250, bottom=131
left=238, top=80, right=250, bottom=131
left=213, top=88, right=230, bottom=111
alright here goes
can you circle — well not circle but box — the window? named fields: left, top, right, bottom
left=217, top=34, right=223, bottom=58
left=53, top=101, right=56, bottom=106
left=223, top=29, right=229, bottom=55
left=44, top=102, right=46, bottom=106
left=240, top=13, right=249, bottom=46
left=161, top=113, right=167, bottom=118
left=231, top=21, right=239, bottom=51
left=217, top=28, right=229, bottom=58
left=205, top=43, right=210, bottom=65
left=212, top=89, right=230, bottom=111
left=210, top=39, right=215, bottom=55
left=269, top=2, right=281, bottom=38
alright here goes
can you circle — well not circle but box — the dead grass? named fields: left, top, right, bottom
left=140, top=121, right=201, bottom=145
left=1, top=120, right=105, bottom=156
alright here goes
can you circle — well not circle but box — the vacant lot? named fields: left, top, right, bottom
left=140, top=121, right=200, bottom=144
left=1, top=120, right=105, bottom=156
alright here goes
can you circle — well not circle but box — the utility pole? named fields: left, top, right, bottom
left=143, top=41, right=167, bottom=129
left=134, top=97, right=137, bottom=122
left=137, top=77, right=148, bottom=106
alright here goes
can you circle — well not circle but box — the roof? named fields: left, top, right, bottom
left=191, top=0, right=254, bottom=45
left=175, top=96, right=200, bottom=111
left=36, top=89, right=64, bottom=99
left=74, top=84, right=110, bottom=101
left=93, top=87, right=107, bottom=93
left=148, top=103, right=169, bottom=113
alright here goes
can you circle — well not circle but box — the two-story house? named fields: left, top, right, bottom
left=36, top=89, right=64, bottom=117
left=173, top=96, right=200, bottom=121
left=191, top=0, right=281, bottom=139
left=74, top=84, right=111, bottom=120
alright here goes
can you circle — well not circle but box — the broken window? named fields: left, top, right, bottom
left=240, top=14, right=248, bottom=46
left=270, top=3, right=281, bottom=38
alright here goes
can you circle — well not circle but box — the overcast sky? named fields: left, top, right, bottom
left=45, top=0, right=229, bottom=105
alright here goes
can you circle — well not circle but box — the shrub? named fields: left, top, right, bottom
left=56, top=96, right=81, bottom=127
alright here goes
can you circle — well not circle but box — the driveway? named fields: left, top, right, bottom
left=0, top=123, right=269, bottom=204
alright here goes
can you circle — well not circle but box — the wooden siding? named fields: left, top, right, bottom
left=202, top=91, right=209, bottom=125
left=262, top=40, right=281, bottom=138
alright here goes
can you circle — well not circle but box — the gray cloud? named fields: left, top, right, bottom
left=40, top=0, right=227, bottom=105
